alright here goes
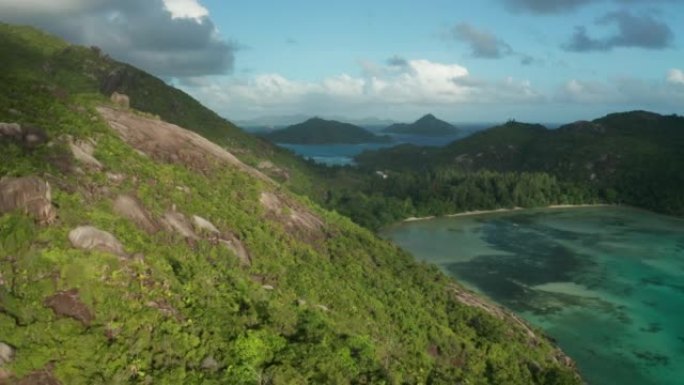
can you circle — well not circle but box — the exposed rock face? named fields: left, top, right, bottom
left=201, top=356, right=219, bottom=372
left=219, top=234, right=251, bottom=267
left=97, top=106, right=270, bottom=180
left=259, top=191, right=324, bottom=242
left=68, top=138, right=102, bottom=170
left=44, top=289, right=94, bottom=326
left=110, top=92, right=130, bottom=109
left=162, top=211, right=198, bottom=239
left=113, top=195, right=159, bottom=234
left=68, top=226, right=126, bottom=256
left=192, top=215, right=219, bottom=235
left=0, top=176, right=57, bottom=224
left=0, top=342, right=14, bottom=366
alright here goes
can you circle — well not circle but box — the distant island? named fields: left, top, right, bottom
left=263, top=117, right=392, bottom=144
left=383, top=114, right=459, bottom=136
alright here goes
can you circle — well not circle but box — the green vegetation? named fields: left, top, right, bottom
left=263, top=117, right=392, bottom=144
left=382, top=114, right=459, bottom=136
left=349, top=116, right=684, bottom=228
left=0, top=23, right=579, bottom=384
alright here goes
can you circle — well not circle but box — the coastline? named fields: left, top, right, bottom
left=402, top=203, right=611, bottom=223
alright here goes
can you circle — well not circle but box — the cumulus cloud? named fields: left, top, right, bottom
left=563, top=11, right=673, bottom=52
left=667, top=69, right=684, bottom=86
left=501, top=0, right=675, bottom=14
left=0, top=0, right=235, bottom=78
left=450, top=23, right=513, bottom=59
left=556, top=75, right=684, bottom=107
left=181, top=58, right=542, bottom=119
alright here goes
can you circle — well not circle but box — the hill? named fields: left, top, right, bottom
left=264, top=117, right=392, bottom=144
left=0, top=23, right=580, bottom=384
left=353, top=113, right=684, bottom=223
left=383, top=114, right=459, bottom=136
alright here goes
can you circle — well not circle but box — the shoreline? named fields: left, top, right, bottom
left=402, top=203, right=611, bottom=223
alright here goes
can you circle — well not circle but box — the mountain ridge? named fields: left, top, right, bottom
left=383, top=114, right=459, bottom=136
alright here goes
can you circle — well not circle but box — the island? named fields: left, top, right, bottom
left=382, top=113, right=459, bottom=136
left=263, top=117, right=392, bottom=144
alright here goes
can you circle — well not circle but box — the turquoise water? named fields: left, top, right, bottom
left=382, top=207, right=684, bottom=385
left=277, top=132, right=466, bottom=166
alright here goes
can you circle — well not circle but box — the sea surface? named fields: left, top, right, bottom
left=382, top=207, right=684, bottom=385
left=277, top=132, right=467, bottom=166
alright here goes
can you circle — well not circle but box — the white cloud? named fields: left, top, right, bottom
left=0, top=0, right=233, bottom=78
left=667, top=69, right=684, bottom=86
left=181, top=59, right=543, bottom=119
left=162, top=0, right=209, bottom=21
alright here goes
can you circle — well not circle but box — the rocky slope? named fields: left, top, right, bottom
left=0, top=23, right=580, bottom=384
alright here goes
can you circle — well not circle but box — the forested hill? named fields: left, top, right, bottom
left=263, top=117, right=392, bottom=144
left=383, top=114, right=459, bottom=136
left=0, top=23, right=580, bottom=384
left=354, top=112, right=684, bottom=218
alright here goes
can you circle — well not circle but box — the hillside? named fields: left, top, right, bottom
left=383, top=114, right=459, bottom=136
left=0, top=24, right=580, bottom=384
left=353, top=113, right=684, bottom=222
left=264, top=118, right=392, bottom=144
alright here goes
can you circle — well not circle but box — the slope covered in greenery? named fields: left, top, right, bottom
left=352, top=114, right=684, bottom=227
left=0, top=23, right=579, bottom=384
left=264, top=118, right=392, bottom=144
left=382, top=114, right=459, bottom=136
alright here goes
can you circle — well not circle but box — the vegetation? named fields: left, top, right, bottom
left=0, top=23, right=580, bottom=384
left=350, top=115, right=684, bottom=228
left=382, top=114, right=459, bottom=136
left=263, top=117, right=392, bottom=144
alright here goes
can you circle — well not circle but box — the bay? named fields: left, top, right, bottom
left=382, top=207, right=684, bottom=385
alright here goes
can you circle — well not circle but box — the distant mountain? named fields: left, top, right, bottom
left=236, top=114, right=312, bottom=131
left=383, top=114, right=459, bottom=136
left=264, top=117, right=392, bottom=144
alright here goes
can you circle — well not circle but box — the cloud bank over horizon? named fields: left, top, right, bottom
left=0, top=0, right=681, bottom=122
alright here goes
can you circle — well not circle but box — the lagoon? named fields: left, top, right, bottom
left=382, top=207, right=684, bottom=385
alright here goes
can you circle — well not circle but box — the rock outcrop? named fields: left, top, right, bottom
left=192, top=215, right=220, bottom=235
left=161, top=211, right=198, bottom=239
left=44, top=289, right=94, bottom=326
left=68, top=137, right=102, bottom=170
left=0, top=122, right=48, bottom=149
left=219, top=234, right=252, bottom=267
left=68, top=226, right=126, bottom=256
left=113, top=195, right=159, bottom=234
left=259, top=191, right=324, bottom=242
left=0, top=176, right=56, bottom=224
left=0, top=342, right=13, bottom=366
left=110, top=92, right=130, bottom=109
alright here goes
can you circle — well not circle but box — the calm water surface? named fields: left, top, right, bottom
left=382, top=207, right=684, bottom=385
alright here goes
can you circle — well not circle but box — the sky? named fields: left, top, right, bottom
left=1, top=0, right=683, bottom=124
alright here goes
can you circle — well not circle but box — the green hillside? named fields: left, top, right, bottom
left=264, top=118, right=392, bottom=144
left=382, top=114, right=459, bottom=136
left=353, top=113, right=684, bottom=225
left=0, top=23, right=579, bottom=385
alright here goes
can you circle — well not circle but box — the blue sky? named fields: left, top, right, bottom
left=1, top=0, right=683, bottom=123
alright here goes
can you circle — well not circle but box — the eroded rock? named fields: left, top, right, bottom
left=113, top=195, right=159, bottom=234
left=68, top=226, right=126, bottom=256
left=0, top=176, right=56, bottom=224
left=110, top=92, right=130, bottom=109
left=0, top=342, right=14, bottom=366
left=192, top=215, right=219, bottom=235
left=162, top=211, right=198, bottom=239
left=259, top=191, right=324, bottom=242
left=219, top=235, right=251, bottom=266
left=68, top=138, right=102, bottom=170
left=44, top=289, right=94, bottom=326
